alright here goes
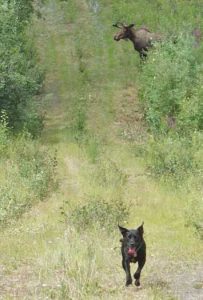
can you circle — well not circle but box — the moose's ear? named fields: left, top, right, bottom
left=137, top=222, right=144, bottom=235
left=128, top=23, right=135, bottom=28
left=112, top=23, right=122, bottom=28
left=118, top=225, right=129, bottom=236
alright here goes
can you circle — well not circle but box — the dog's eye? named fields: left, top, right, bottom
left=128, top=234, right=132, bottom=239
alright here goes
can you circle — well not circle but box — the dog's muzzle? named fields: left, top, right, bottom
left=127, top=247, right=137, bottom=257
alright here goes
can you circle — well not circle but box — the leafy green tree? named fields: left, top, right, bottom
left=0, top=0, right=43, bottom=136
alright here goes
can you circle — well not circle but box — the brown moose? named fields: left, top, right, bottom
left=113, top=23, right=162, bottom=59
left=113, top=23, right=202, bottom=59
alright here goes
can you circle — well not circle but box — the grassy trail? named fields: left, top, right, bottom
left=0, top=1, right=203, bottom=299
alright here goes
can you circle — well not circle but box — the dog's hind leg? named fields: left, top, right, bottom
left=134, top=258, right=146, bottom=286
left=123, top=259, right=132, bottom=286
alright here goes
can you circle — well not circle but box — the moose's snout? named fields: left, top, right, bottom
left=114, top=35, right=120, bottom=41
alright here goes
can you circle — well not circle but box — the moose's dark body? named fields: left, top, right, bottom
left=119, top=223, right=146, bottom=286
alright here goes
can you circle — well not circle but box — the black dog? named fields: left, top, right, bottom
left=118, top=222, right=146, bottom=286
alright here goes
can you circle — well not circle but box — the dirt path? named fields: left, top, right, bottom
left=171, top=264, right=203, bottom=299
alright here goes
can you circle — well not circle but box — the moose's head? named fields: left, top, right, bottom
left=113, top=23, right=135, bottom=41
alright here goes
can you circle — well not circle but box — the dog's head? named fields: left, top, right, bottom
left=118, top=222, right=144, bottom=257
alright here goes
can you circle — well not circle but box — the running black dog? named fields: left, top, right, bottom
left=118, top=222, right=146, bottom=286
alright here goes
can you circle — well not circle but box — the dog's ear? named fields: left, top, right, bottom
left=118, top=225, right=129, bottom=237
left=137, top=222, right=144, bottom=236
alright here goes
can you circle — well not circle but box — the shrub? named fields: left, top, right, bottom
left=16, top=99, right=45, bottom=138
left=0, top=110, right=10, bottom=155
left=144, top=134, right=202, bottom=179
left=139, top=35, right=202, bottom=135
left=138, top=34, right=203, bottom=179
left=0, top=0, right=44, bottom=135
left=69, top=197, right=129, bottom=231
left=0, top=131, right=57, bottom=224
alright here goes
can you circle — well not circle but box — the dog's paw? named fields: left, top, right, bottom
left=125, top=279, right=132, bottom=286
left=134, top=272, right=140, bottom=280
left=136, top=284, right=142, bottom=289
left=135, top=280, right=140, bottom=286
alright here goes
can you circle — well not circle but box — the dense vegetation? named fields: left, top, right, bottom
left=138, top=35, right=203, bottom=233
left=138, top=36, right=203, bottom=177
left=0, top=0, right=43, bottom=135
left=0, top=0, right=56, bottom=224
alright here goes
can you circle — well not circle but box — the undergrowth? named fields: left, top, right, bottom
left=0, top=118, right=57, bottom=225
left=69, top=196, right=129, bottom=231
left=137, top=36, right=203, bottom=233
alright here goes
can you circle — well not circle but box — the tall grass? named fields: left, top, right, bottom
left=0, top=118, right=57, bottom=224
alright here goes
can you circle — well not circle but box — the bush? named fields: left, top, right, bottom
left=0, top=0, right=44, bottom=135
left=145, top=135, right=202, bottom=179
left=16, top=99, right=45, bottom=138
left=0, top=130, right=57, bottom=225
left=69, top=197, right=129, bottom=231
left=0, top=110, right=10, bottom=155
left=138, top=34, right=203, bottom=179
left=139, top=35, right=202, bottom=134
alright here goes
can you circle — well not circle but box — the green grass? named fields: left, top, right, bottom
left=0, top=0, right=202, bottom=299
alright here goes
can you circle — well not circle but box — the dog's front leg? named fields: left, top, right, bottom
left=123, top=259, right=132, bottom=286
left=134, top=258, right=146, bottom=286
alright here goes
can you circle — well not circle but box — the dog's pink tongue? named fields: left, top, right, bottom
left=128, top=248, right=136, bottom=256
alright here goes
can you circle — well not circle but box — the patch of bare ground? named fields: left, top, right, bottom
left=146, top=259, right=203, bottom=300
left=113, top=85, right=147, bottom=143
left=0, top=265, right=38, bottom=299
left=170, top=264, right=203, bottom=300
